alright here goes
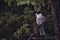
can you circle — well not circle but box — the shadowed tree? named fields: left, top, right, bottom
left=51, top=0, right=60, bottom=40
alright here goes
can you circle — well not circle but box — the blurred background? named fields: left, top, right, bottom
left=0, top=0, right=60, bottom=40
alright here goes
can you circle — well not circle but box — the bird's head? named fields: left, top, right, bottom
left=35, top=13, right=43, bottom=18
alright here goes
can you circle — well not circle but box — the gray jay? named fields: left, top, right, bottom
left=35, top=13, right=46, bottom=35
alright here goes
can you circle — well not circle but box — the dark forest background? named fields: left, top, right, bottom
left=0, top=0, right=60, bottom=40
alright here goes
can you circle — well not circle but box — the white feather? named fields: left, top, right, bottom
left=36, top=13, right=46, bottom=25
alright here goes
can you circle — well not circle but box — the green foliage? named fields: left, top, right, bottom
left=0, top=0, right=55, bottom=40
left=5, top=0, right=12, bottom=6
left=1, top=38, right=7, bottom=40
left=13, top=23, right=30, bottom=39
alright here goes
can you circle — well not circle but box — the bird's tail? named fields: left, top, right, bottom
left=39, top=25, right=45, bottom=36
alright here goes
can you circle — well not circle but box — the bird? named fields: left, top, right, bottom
left=35, top=13, right=46, bottom=35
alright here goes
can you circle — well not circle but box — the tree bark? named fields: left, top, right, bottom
left=51, top=0, right=60, bottom=40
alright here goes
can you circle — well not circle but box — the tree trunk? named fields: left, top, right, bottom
left=51, top=0, right=60, bottom=40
